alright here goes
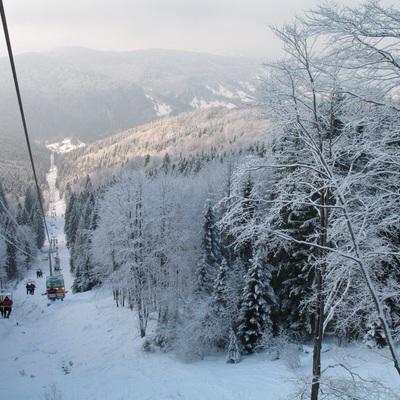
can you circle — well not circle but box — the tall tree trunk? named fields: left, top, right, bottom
left=311, top=266, right=324, bottom=400
left=311, top=188, right=328, bottom=400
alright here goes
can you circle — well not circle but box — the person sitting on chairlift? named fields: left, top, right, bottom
left=3, top=296, right=13, bottom=318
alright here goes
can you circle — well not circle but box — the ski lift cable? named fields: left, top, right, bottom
left=0, top=225, right=38, bottom=255
left=0, top=197, right=40, bottom=252
left=0, top=1, right=53, bottom=252
left=0, top=230, right=34, bottom=258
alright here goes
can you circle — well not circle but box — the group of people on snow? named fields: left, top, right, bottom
left=0, top=296, right=13, bottom=318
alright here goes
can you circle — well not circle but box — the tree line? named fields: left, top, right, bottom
left=0, top=184, right=46, bottom=287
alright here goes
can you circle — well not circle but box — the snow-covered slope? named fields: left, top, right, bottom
left=0, top=166, right=399, bottom=400
left=45, top=138, right=86, bottom=154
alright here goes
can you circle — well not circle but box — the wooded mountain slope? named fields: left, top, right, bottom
left=0, top=133, right=50, bottom=200
left=56, top=106, right=269, bottom=192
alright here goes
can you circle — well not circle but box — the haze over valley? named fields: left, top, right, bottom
left=0, top=47, right=265, bottom=197
left=0, top=47, right=263, bottom=143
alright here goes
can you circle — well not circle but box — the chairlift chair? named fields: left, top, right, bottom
left=0, top=291, right=12, bottom=317
left=0, top=290, right=12, bottom=302
left=46, top=275, right=66, bottom=301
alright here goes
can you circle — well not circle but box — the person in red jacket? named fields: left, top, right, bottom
left=3, top=296, right=13, bottom=318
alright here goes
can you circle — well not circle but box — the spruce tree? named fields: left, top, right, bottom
left=0, top=187, right=17, bottom=279
left=204, top=257, right=234, bottom=349
left=23, top=186, right=35, bottom=216
left=195, top=200, right=222, bottom=296
left=237, top=175, right=256, bottom=270
left=161, top=153, right=171, bottom=174
left=213, top=258, right=229, bottom=314
left=237, top=250, right=276, bottom=354
left=4, top=220, right=17, bottom=279
left=70, top=187, right=99, bottom=289
left=32, top=203, right=45, bottom=249
left=16, top=203, right=29, bottom=225
left=269, top=198, right=317, bottom=339
left=226, top=328, right=240, bottom=363
left=0, top=182, right=7, bottom=210
left=64, top=192, right=79, bottom=249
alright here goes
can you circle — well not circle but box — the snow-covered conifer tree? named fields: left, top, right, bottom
left=267, top=134, right=319, bottom=339
left=237, top=175, right=256, bottom=270
left=195, top=200, right=222, bottom=296
left=16, top=203, right=29, bottom=225
left=31, top=202, right=45, bottom=249
left=64, top=192, right=79, bottom=250
left=226, top=328, right=240, bottom=363
left=213, top=258, right=229, bottom=313
left=237, top=250, right=276, bottom=354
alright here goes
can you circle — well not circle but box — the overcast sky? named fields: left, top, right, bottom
left=0, top=0, right=396, bottom=59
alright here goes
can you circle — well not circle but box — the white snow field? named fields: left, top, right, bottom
left=0, top=166, right=399, bottom=400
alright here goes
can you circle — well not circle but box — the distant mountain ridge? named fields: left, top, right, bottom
left=0, top=47, right=265, bottom=143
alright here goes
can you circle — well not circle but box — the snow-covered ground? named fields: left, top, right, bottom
left=0, top=166, right=400, bottom=400
left=45, top=138, right=86, bottom=154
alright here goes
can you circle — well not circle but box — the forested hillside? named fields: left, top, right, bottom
left=0, top=133, right=50, bottom=199
left=62, top=3, right=400, bottom=399
left=0, top=182, right=45, bottom=287
left=55, top=106, right=269, bottom=194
